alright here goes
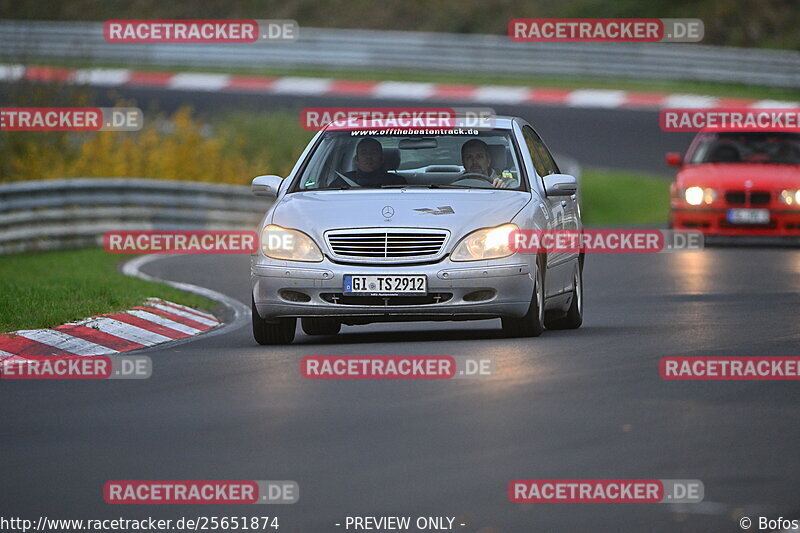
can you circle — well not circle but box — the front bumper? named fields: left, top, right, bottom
left=251, top=254, right=534, bottom=322
left=671, top=206, right=800, bottom=236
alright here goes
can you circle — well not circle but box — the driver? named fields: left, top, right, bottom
left=461, top=139, right=518, bottom=189
left=331, top=137, right=406, bottom=188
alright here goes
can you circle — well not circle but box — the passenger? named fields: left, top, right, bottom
left=331, top=137, right=406, bottom=188
left=461, top=139, right=517, bottom=188
left=774, top=142, right=800, bottom=164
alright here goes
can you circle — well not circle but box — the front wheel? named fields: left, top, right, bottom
left=502, top=260, right=545, bottom=338
left=545, top=266, right=583, bottom=330
left=252, top=297, right=296, bottom=345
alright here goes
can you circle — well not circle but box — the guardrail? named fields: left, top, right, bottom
left=0, top=20, right=798, bottom=88
left=0, top=178, right=269, bottom=254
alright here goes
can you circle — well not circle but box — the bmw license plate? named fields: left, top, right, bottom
left=727, top=208, right=770, bottom=225
left=344, top=275, right=427, bottom=295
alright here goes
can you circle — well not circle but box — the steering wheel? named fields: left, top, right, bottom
left=449, top=173, right=495, bottom=186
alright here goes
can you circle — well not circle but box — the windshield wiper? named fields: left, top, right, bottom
left=380, top=184, right=470, bottom=189
left=382, top=184, right=432, bottom=188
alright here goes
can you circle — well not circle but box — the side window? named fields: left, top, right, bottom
left=522, top=125, right=558, bottom=177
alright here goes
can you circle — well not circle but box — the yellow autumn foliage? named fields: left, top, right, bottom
left=1, top=107, right=310, bottom=185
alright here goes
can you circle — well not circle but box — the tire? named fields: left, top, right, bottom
left=252, top=296, right=296, bottom=345
left=301, top=317, right=341, bottom=336
left=545, top=265, right=583, bottom=330
left=502, top=258, right=545, bottom=338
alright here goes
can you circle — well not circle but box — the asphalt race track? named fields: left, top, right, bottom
left=1, top=87, right=799, bottom=532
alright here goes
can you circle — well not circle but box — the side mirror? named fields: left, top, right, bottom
left=666, top=153, right=683, bottom=166
left=251, top=175, right=284, bottom=198
left=543, top=173, right=577, bottom=196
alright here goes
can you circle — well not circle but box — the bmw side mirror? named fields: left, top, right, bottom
left=251, top=175, right=284, bottom=198
left=543, top=174, right=577, bottom=196
left=666, top=153, right=683, bottom=166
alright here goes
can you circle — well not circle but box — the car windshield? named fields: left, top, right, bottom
left=689, top=132, right=800, bottom=165
left=294, top=129, right=524, bottom=191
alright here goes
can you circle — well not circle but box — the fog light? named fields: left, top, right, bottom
left=279, top=290, right=311, bottom=302
left=463, top=289, right=496, bottom=302
left=780, top=189, right=800, bottom=206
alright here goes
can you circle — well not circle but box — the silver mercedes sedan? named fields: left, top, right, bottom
left=250, top=116, right=583, bottom=344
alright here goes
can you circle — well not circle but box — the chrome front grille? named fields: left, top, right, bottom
left=326, top=229, right=448, bottom=262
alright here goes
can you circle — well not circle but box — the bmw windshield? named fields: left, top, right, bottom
left=689, top=132, right=800, bottom=165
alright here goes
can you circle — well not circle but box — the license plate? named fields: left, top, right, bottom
left=343, top=275, right=427, bottom=295
left=727, top=208, right=770, bottom=225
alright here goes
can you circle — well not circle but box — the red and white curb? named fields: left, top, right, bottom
left=1, top=64, right=796, bottom=110
left=0, top=298, right=219, bottom=362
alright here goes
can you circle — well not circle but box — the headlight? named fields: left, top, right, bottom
left=684, top=186, right=716, bottom=206
left=451, top=223, right=518, bottom=261
left=780, top=189, right=800, bottom=206
left=261, top=225, right=323, bottom=262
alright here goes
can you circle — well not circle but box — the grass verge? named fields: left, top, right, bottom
left=0, top=248, right=215, bottom=333
left=580, top=168, right=670, bottom=226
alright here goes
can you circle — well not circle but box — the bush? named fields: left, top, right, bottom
left=0, top=106, right=314, bottom=185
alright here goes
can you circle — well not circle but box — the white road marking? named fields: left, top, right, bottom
left=168, top=73, right=231, bottom=91
left=15, top=329, right=117, bottom=356
left=126, top=310, right=202, bottom=335
left=662, top=94, right=718, bottom=108
left=472, top=85, right=530, bottom=104
left=567, top=89, right=628, bottom=108
left=0, top=349, right=20, bottom=361
left=146, top=298, right=218, bottom=322
left=145, top=303, right=218, bottom=326
left=372, top=81, right=435, bottom=100
left=271, top=77, right=333, bottom=95
left=0, top=64, right=26, bottom=81
left=78, top=317, right=172, bottom=346
left=751, top=99, right=800, bottom=109
left=72, top=68, right=131, bottom=86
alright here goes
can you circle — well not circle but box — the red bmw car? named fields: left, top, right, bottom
left=668, top=132, right=800, bottom=236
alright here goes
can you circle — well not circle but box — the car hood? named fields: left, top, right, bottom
left=271, top=189, right=531, bottom=243
left=677, top=163, right=800, bottom=189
